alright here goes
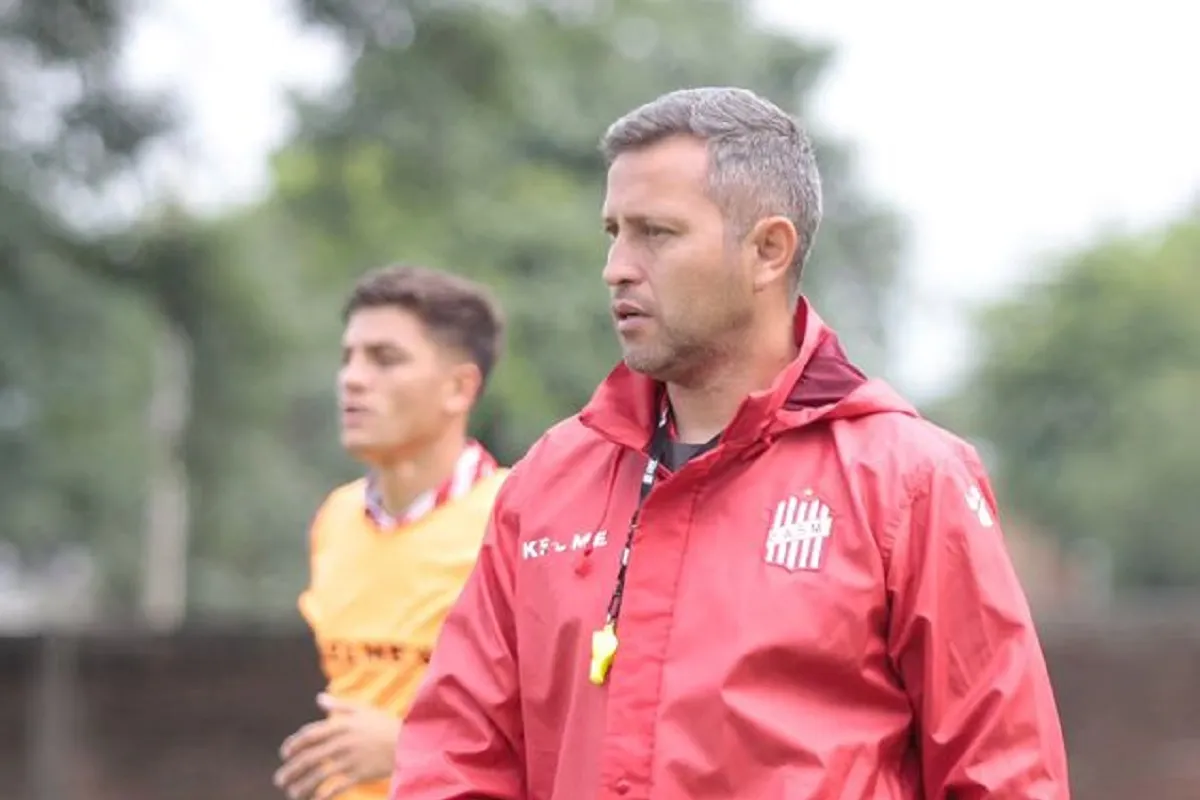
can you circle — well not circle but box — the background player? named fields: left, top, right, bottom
left=274, top=264, right=508, bottom=800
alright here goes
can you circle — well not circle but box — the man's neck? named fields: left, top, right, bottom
left=372, top=430, right=467, bottom=518
left=666, top=319, right=797, bottom=445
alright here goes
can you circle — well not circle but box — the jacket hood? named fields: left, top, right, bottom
left=579, top=297, right=918, bottom=452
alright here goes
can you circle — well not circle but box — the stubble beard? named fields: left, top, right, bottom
left=621, top=333, right=716, bottom=385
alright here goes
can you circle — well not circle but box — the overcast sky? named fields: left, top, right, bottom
left=119, top=0, right=1200, bottom=401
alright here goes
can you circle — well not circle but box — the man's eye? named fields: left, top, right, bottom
left=370, top=349, right=405, bottom=366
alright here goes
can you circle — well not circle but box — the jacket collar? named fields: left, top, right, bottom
left=579, top=298, right=870, bottom=452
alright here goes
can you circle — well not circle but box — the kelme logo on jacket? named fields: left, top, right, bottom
left=522, top=530, right=609, bottom=560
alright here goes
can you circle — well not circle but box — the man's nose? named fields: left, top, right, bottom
left=338, top=358, right=368, bottom=391
left=602, top=239, right=642, bottom=287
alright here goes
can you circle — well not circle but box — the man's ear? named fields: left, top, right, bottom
left=444, top=360, right=483, bottom=416
left=746, top=215, right=798, bottom=292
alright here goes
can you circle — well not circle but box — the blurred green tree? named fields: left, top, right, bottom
left=0, top=0, right=173, bottom=611
left=2, top=0, right=912, bottom=621
left=168, top=0, right=908, bottom=618
left=940, top=212, right=1200, bottom=588
left=275, top=0, right=906, bottom=463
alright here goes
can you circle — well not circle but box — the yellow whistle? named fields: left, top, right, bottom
left=589, top=623, right=619, bottom=685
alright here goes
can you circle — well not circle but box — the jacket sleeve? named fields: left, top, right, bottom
left=388, top=476, right=525, bottom=800
left=884, top=448, right=1070, bottom=799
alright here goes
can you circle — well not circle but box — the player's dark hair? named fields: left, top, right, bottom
left=344, top=264, right=505, bottom=387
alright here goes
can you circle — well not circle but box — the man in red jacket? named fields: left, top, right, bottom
left=389, top=87, right=1070, bottom=799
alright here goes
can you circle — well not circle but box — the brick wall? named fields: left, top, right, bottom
left=0, top=629, right=322, bottom=800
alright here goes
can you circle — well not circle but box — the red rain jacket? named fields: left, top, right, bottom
left=390, top=302, right=1069, bottom=799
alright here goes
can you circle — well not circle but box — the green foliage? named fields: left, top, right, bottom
left=945, top=213, right=1200, bottom=588
left=0, top=243, right=156, bottom=589
left=0, top=0, right=174, bottom=612
left=0, top=0, right=168, bottom=195
left=1, top=0, right=907, bottom=620
left=274, top=0, right=905, bottom=465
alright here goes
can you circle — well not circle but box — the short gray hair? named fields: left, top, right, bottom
left=601, top=87, right=823, bottom=290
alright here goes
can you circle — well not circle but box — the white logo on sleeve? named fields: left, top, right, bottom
left=765, top=492, right=833, bottom=572
left=964, top=485, right=995, bottom=528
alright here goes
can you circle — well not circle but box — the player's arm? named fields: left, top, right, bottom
left=885, top=448, right=1071, bottom=799
left=276, top=694, right=399, bottom=800
left=388, top=473, right=526, bottom=800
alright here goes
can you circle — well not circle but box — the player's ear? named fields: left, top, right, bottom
left=444, top=360, right=482, bottom=416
